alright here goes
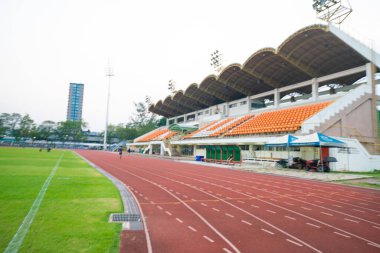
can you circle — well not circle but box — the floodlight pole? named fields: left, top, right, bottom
left=104, top=65, right=114, bottom=151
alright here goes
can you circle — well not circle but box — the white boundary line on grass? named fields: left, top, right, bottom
left=4, top=152, right=64, bottom=253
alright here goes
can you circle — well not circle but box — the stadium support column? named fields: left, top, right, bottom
left=247, top=96, right=251, bottom=113
left=274, top=88, right=279, bottom=108
left=366, top=62, right=379, bottom=153
left=312, top=78, right=318, bottom=101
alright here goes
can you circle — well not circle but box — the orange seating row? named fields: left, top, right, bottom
left=137, top=128, right=169, bottom=142
left=184, top=121, right=217, bottom=139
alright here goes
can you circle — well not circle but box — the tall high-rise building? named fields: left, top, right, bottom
left=66, top=83, right=84, bottom=121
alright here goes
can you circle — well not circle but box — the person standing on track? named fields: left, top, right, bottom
left=118, top=146, right=123, bottom=159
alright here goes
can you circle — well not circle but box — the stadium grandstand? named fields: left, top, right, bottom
left=127, top=23, right=380, bottom=172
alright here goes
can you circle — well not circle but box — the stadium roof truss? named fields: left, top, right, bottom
left=149, top=24, right=379, bottom=118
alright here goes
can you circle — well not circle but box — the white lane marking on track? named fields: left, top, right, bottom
left=344, top=218, right=359, bottom=223
left=203, top=236, right=215, bottom=243
left=223, top=248, right=233, bottom=253
left=334, top=232, right=351, bottom=238
left=358, top=202, right=369, bottom=206
left=157, top=206, right=163, bottom=210
left=286, top=239, right=303, bottom=247
left=352, top=209, right=365, bottom=213
left=266, top=210, right=276, bottom=214
left=216, top=193, right=222, bottom=196
left=332, top=204, right=342, bottom=208
left=368, top=242, right=380, bottom=248
left=285, top=216, right=296, bottom=220
left=176, top=218, right=183, bottom=223
left=191, top=198, right=197, bottom=201
left=251, top=204, right=259, bottom=208
left=241, top=220, right=252, bottom=226
left=165, top=211, right=172, bottom=216
left=270, top=199, right=278, bottom=202
left=301, top=206, right=312, bottom=211
left=245, top=192, right=251, bottom=194
left=150, top=201, right=155, bottom=204
left=144, top=197, right=149, bottom=200
left=306, top=223, right=321, bottom=228
left=183, top=195, right=188, bottom=198
left=188, top=226, right=197, bottom=232
left=201, top=203, right=208, bottom=207
left=261, top=229, right=274, bottom=235
left=225, top=213, right=234, bottom=218
left=238, top=200, right=245, bottom=204
left=175, top=192, right=180, bottom=195
left=321, top=212, right=333, bottom=216
left=284, top=202, right=294, bottom=206
left=212, top=208, right=220, bottom=212
left=314, top=200, right=324, bottom=204
left=139, top=193, right=143, bottom=197
left=373, top=226, right=380, bottom=230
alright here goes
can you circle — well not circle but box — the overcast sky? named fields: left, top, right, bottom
left=0, top=0, right=379, bottom=131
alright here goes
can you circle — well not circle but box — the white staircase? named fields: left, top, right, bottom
left=301, top=84, right=371, bottom=134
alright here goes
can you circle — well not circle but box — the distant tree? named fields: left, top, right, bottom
left=129, top=102, right=157, bottom=128
left=56, top=120, right=87, bottom=142
left=36, top=120, right=57, bottom=141
left=0, top=113, right=22, bottom=136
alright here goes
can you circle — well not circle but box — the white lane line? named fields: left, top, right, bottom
left=332, top=204, right=342, bottom=208
left=321, top=212, right=333, bottom=216
left=373, top=226, right=380, bottom=230
left=150, top=201, right=155, bottom=204
left=266, top=210, right=276, bottom=214
left=251, top=204, right=259, bottom=208
left=306, top=223, right=321, bottom=228
left=368, top=242, right=380, bottom=248
left=223, top=248, right=233, bottom=253
left=261, top=229, right=274, bottom=235
left=301, top=206, right=312, bottom=211
left=314, top=200, right=324, bottom=204
left=238, top=200, right=245, bottom=204
left=286, top=239, right=303, bottom=247
left=334, top=232, right=351, bottom=238
left=4, top=153, right=64, bottom=253
left=284, top=202, right=294, bottom=206
left=175, top=192, right=180, bottom=195
left=212, top=208, right=220, bottom=212
left=201, top=203, right=208, bottom=207
left=344, top=218, right=359, bottom=223
left=191, top=198, right=197, bottom=202
left=358, top=202, right=369, bottom=206
left=203, top=236, right=215, bottom=243
left=270, top=199, right=278, bottom=202
left=144, top=197, right=149, bottom=200
left=165, top=211, right=172, bottom=216
left=352, top=209, right=365, bottom=213
left=241, top=220, right=252, bottom=226
left=216, top=193, right=222, bottom=196
left=176, top=218, right=183, bottom=223
left=285, top=216, right=296, bottom=220
left=157, top=206, right=163, bottom=210
left=245, top=192, right=252, bottom=195
left=183, top=195, right=188, bottom=198
left=139, top=193, right=143, bottom=197
left=225, top=213, right=234, bottom=218
left=188, top=226, right=197, bottom=232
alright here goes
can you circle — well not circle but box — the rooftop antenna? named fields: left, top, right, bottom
left=168, top=80, right=177, bottom=94
left=312, top=0, right=352, bottom=24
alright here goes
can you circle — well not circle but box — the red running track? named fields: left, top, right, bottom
left=76, top=150, right=380, bottom=253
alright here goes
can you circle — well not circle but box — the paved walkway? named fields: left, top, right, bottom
left=182, top=160, right=372, bottom=182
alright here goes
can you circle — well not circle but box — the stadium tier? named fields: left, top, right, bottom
left=128, top=23, right=380, bottom=172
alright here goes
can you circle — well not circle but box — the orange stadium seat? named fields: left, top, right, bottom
left=225, top=101, right=332, bottom=136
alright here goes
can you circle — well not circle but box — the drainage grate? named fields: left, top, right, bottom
left=110, top=213, right=141, bottom=223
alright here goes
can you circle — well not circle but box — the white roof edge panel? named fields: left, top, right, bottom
left=329, top=23, right=380, bottom=68
left=171, top=136, right=277, bottom=145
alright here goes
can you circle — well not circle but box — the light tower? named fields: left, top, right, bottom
left=312, top=0, right=352, bottom=24
left=210, top=50, right=223, bottom=73
left=104, top=63, right=114, bottom=151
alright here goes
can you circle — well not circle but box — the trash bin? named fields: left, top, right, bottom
left=195, top=155, right=204, bottom=161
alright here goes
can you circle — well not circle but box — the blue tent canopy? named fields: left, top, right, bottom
left=290, top=132, right=346, bottom=147
left=264, top=134, right=298, bottom=147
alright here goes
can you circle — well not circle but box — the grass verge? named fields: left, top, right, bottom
left=0, top=147, right=122, bottom=253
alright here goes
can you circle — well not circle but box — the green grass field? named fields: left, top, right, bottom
left=0, top=147, right=122, bottom=253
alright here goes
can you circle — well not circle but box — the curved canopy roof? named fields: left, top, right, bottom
left=149, top=24, right=372, bottom=118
